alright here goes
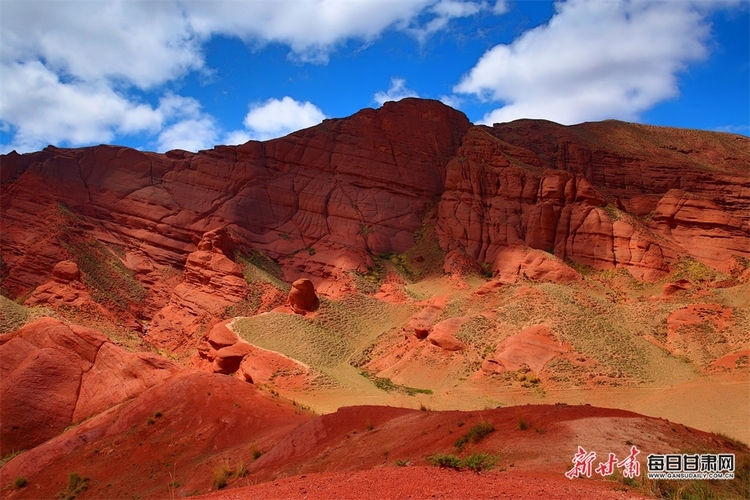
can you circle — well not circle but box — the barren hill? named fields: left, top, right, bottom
left=1, top=99, right=748, bottom=498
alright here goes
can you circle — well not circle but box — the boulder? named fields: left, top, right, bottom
left=288, top=278, right=320, bottom=314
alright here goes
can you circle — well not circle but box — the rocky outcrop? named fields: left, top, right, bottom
left=146, top=228, right=248, bottom=351
left=492, top=244, right=581, bottom=283
left=0, top=318, right=178, bottom=453
left=24, top=260, right=96, bottom=308
left=1, top=100, right=748, bottom=340
left=427, top=317, right=467, bottom=351
left=482, top=324, right=570, bottom=373
left=288, top=278, right=320, bottom=314
left=192, top=321, right=309, bottom=384
left=435, top=121, right=749, bottom=281
left=0, top=99, right=470, bottom=300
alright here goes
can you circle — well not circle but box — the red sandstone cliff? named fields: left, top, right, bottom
left=2, top=99, right=748, bottom=316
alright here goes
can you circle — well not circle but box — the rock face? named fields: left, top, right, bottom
left=0, top=318, right=178, bottom=453
left=288, top=278, right=320, bottom=314
left=146, top=228, right=248, bottom=351
left=24, top=260, right=98, bottom=309
left=1, top=99, right=749, bottom=349
left=435, top=121, right=749, bottom=280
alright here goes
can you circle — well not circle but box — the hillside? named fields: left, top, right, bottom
left=1, top=99, right=748, bottom=498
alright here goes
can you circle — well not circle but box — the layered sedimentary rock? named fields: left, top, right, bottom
left=435, top=122, right=749, bottom=280
left=2, top=99, right=749, bottom=329
left=1, top=99, right=469, bottom=300
left=146, top=228, right=248, bottom=351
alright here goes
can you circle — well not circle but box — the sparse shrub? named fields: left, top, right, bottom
left=0, top=449, right=24, bottom=467
left=461, top=453, right=498, bottom=472
left=427, top=453, right=462, bottom=469
left=455, top=422, right=495, bottom=450
left=365, top=419, right=374, bottom=431
left=395, top=458, right=410, bottom=467
left=427, top=453, right=500, bottom=472
left=251, top=447, right=262, bottom=460
left=13, top=477, right=27, bottom=489
left=57, top=472, right=89, bottom=500
left=235, top=461, right=248, bottom=478
left=517, top=418, right=528, bottom=431
left=212, top=465, right=232, bottom=490
left=146, top=416, right=155, bottom=425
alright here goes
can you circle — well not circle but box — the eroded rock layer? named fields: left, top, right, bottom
left=2, top=99, right=748, bottom=311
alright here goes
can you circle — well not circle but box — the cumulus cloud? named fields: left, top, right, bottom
left=0, top=61, right=162, bottom=153
left=0, top=0, right=489, bottom=152
left=407, top=0, right=493, bottom=42
left=454, top=0, right=715, bottom=125
left=374, top=78, right=420, bottom=106
left=232, top=97, right=327, bottom=141
left=153, top=95, right=220, bottom=152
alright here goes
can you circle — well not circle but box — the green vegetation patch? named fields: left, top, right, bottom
left=360, top=372, right=433, bottom=396
left=57, top=472, right=89, bottom=500
left=0, top=295, right=55, bottom=334
left=454, top=422, right=495, bottom=450
left=427, top=452, right=499, bottom=472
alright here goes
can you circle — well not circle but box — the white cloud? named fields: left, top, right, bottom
left=493, top=0, right=509, bottom=15
left=408, top=0, right=492, bottom=42
left=153, top=94, right=221, bottom=152
left=0, top=1, right=203, bottom=89
left=241, top=97, right=327, bottom=141
left=184, top=0, right=435, bottom=63
left=0, top=61, right=162, bottom=153
left=455, top=0, right=715, bottom=125
left=157, top=118, right=219, bottom=153
left=440, top=94, right=463, bottom=110
left=374, top=78, right=420, bottom=106
left=0, top=0, right=489, bottom=152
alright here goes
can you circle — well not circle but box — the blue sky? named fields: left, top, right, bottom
left=1, top=0, right=748, bottom=154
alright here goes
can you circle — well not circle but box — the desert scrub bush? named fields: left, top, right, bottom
left=57, top=472, right=89, bottom=500
left=427, top=453, right=463, bottom=470
left=234, top=249, right=289, bottom=291
left=454, top=422, right=495, bottom=450
left=212, top=464, right=232, bottom=490
left=13, top=477, right=27, bottom=489
left=395, top=458, right=411, bottom=467
left=427, top=453, right=500, bottom=472
left=461, top=453, right=499, bottom=472
left=455, top=315, right=496, bottom=350
left=60, top=237, right=146, bottom=312
left=673, top=256, right=718, bottom=283
left=517, top=417, right=529, bottom=431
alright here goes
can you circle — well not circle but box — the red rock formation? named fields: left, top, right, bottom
left=1, top=100, right=748, bottom=345
left=288, top=278, right=320, bottom=314
left=436, top=121, right=748, bottom=281
left=492, top=243, right=581, bottom=283
left=0, top=100, right=469, bottom=300
left=427, top=317, right=467, bottom=351
left=24, top=260, right=95, bottom=308
left=482, top=324, right=570, bottom=373
left=0, top=318, right=178, bottom=453
left=192, top=321, right=309, bottom=386
left=146, top=228, right=248, bottom=351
